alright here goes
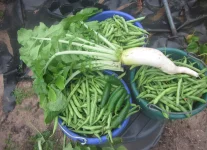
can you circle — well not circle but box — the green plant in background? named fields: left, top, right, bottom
left=4, top=134, right=16, bottom=150
left=0, top=10, right=4, bottom=20
left=13, top=88, right=35, bottom=104
left=186, top=34, right=207, bottom=64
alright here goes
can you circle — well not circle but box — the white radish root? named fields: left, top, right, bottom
left=121, top=47, right=199, bottom=77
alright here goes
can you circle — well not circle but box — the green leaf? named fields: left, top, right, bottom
left=64, top=143, right=73, bottom=150
left=102, top=147, right=115, bottom=150
left=200, top=43, right=207, bottom=54
left=74, top=146, right=81, bottom=150
left=55, top=75, right=65, bottom=90
left=186, top=42, right=199, bottom=53
left=61, top=8, right=102, bottom=30
left=47, top=91, right=67, bottom=111
left=44, top=110, right=60, bottom=124
left=17, top=28, right=33, bottom=45
left=48, top=86, right=56, bottom=101
left=85, top=21, right=100, bottom=31
left=39, top=94, right=48, bottom=108
left=186, top=34, right=199, bottom=43
left=116, top=145, right=127, bottom=150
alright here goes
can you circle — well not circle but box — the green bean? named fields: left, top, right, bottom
left=123, top=42, right=145, bottom=49
left=72, top=130, right=101, bottom=135
left=109, top=34, right=115, bottom=41
left=119, top=36, right=137, bottom=42
left=158, top=103, right=169, bottom=119
left=127, top=37, right=146, bottom=45
left=90, top=86, right=98, bottom=125
left=81, top=82, right=86, bottom=99
left=65, top=105, right=69, bottom=118
left=133, top=66, right=144, bottom=82
left=176, top=78, right=182, bottom=106
left=183, top=83, right=206, bottom=93
left=107, top=113, right=113, bottom=143
left=94, top=107, right=106, bottom=124
left=178, top=105, right=191, bottom=117
left=127, top=31, right=143, bottom=36
left=73, top=113, right=77, bottom=124
left=183, top=57, right=187, bottom=64
left=60, top=116, right=67, bottom=122
left=126, top=110, right=139, bottom=118
left=142, top=94, right=157, bottom=99
left=82, top=125, right=103, bottom=130
left=144, top=86, right=155, bottom=91
left=70, top=100, right=83, bottom=119
left=128, top=104, right=140, bottom=114
left=67, top=80, right=81, bottom=101
left=153, top=87, right=177, bottom=104
left=102, top=24, right=109, bottom=35
left=93, top=84, right=103, bottom=95
left=68, top=103, right=74, bottom=117
left=187, top=96, right=207, bottom=103
left=105, top=26, right=114, bottom=37
left=72, top=95, right=81, bottom=107
left=127, top=22, right=149, bottom=34
left=137, top=91, right=148, bottom=98
left=77, top=116, right=90, bottom=130
left=186, top=101, right=192, bottom=112
left=166, top=105, right=169, bottom=112
left=159, top=99, right=181, bottom=112
left=113, top=16, right=125, bottom=31
left=120, top=16, right=128, bottom=32
left=67, top=114, right=72, bottom=127
left=94, top=133, right=101, bottom=140
left=86, top=79, right=90, bottom=116
left=127, top=16, right=146, bottom=23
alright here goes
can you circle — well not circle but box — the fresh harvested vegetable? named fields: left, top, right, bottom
left=97, top=15, right=148, bottom=48
left=134, top=57, right=207, bottom=118
left=17, top=7, right=198, bottom=124
left=59, top=72, right=139, bottom=142
left=121, top=47, right=199, bottom=77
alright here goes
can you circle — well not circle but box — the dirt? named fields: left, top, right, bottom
left=152, top=110, right=207, bottom=150
left=0, top=79, right=63, bottom=150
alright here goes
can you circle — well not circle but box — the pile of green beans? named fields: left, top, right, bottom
left=60, top=72, right=139, bottom=142
left=133, top=57, right=207, bottom=119
left=98, top=15, right=149, bottom=49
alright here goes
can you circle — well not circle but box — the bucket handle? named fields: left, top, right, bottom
left=58, top=123, right=87, bottom=145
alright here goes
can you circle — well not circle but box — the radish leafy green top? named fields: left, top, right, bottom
left=18, top=8, right=104, bottom=123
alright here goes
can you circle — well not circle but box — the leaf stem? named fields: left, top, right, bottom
left=43, top=50, right=118, bottom=74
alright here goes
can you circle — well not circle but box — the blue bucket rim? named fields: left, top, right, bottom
left=58, top=70, right=132, bottom=145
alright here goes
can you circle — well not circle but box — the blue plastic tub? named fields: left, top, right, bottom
left=58, top=11, right=143, bottom=145
left=87, top=10, right=143, bottom=29
left=58, top=70, right=132, bottom=145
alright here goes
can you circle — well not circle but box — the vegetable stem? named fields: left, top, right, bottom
left=44, top=50, right=119, bottom=73
left=127, top=16, right=146, bottom=23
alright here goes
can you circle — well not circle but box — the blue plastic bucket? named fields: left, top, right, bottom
left=87, top=10, right=143, bottom=29
left=58, top=11, right=143, bottom=145
left=58, top=70, right=132, bottom=145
